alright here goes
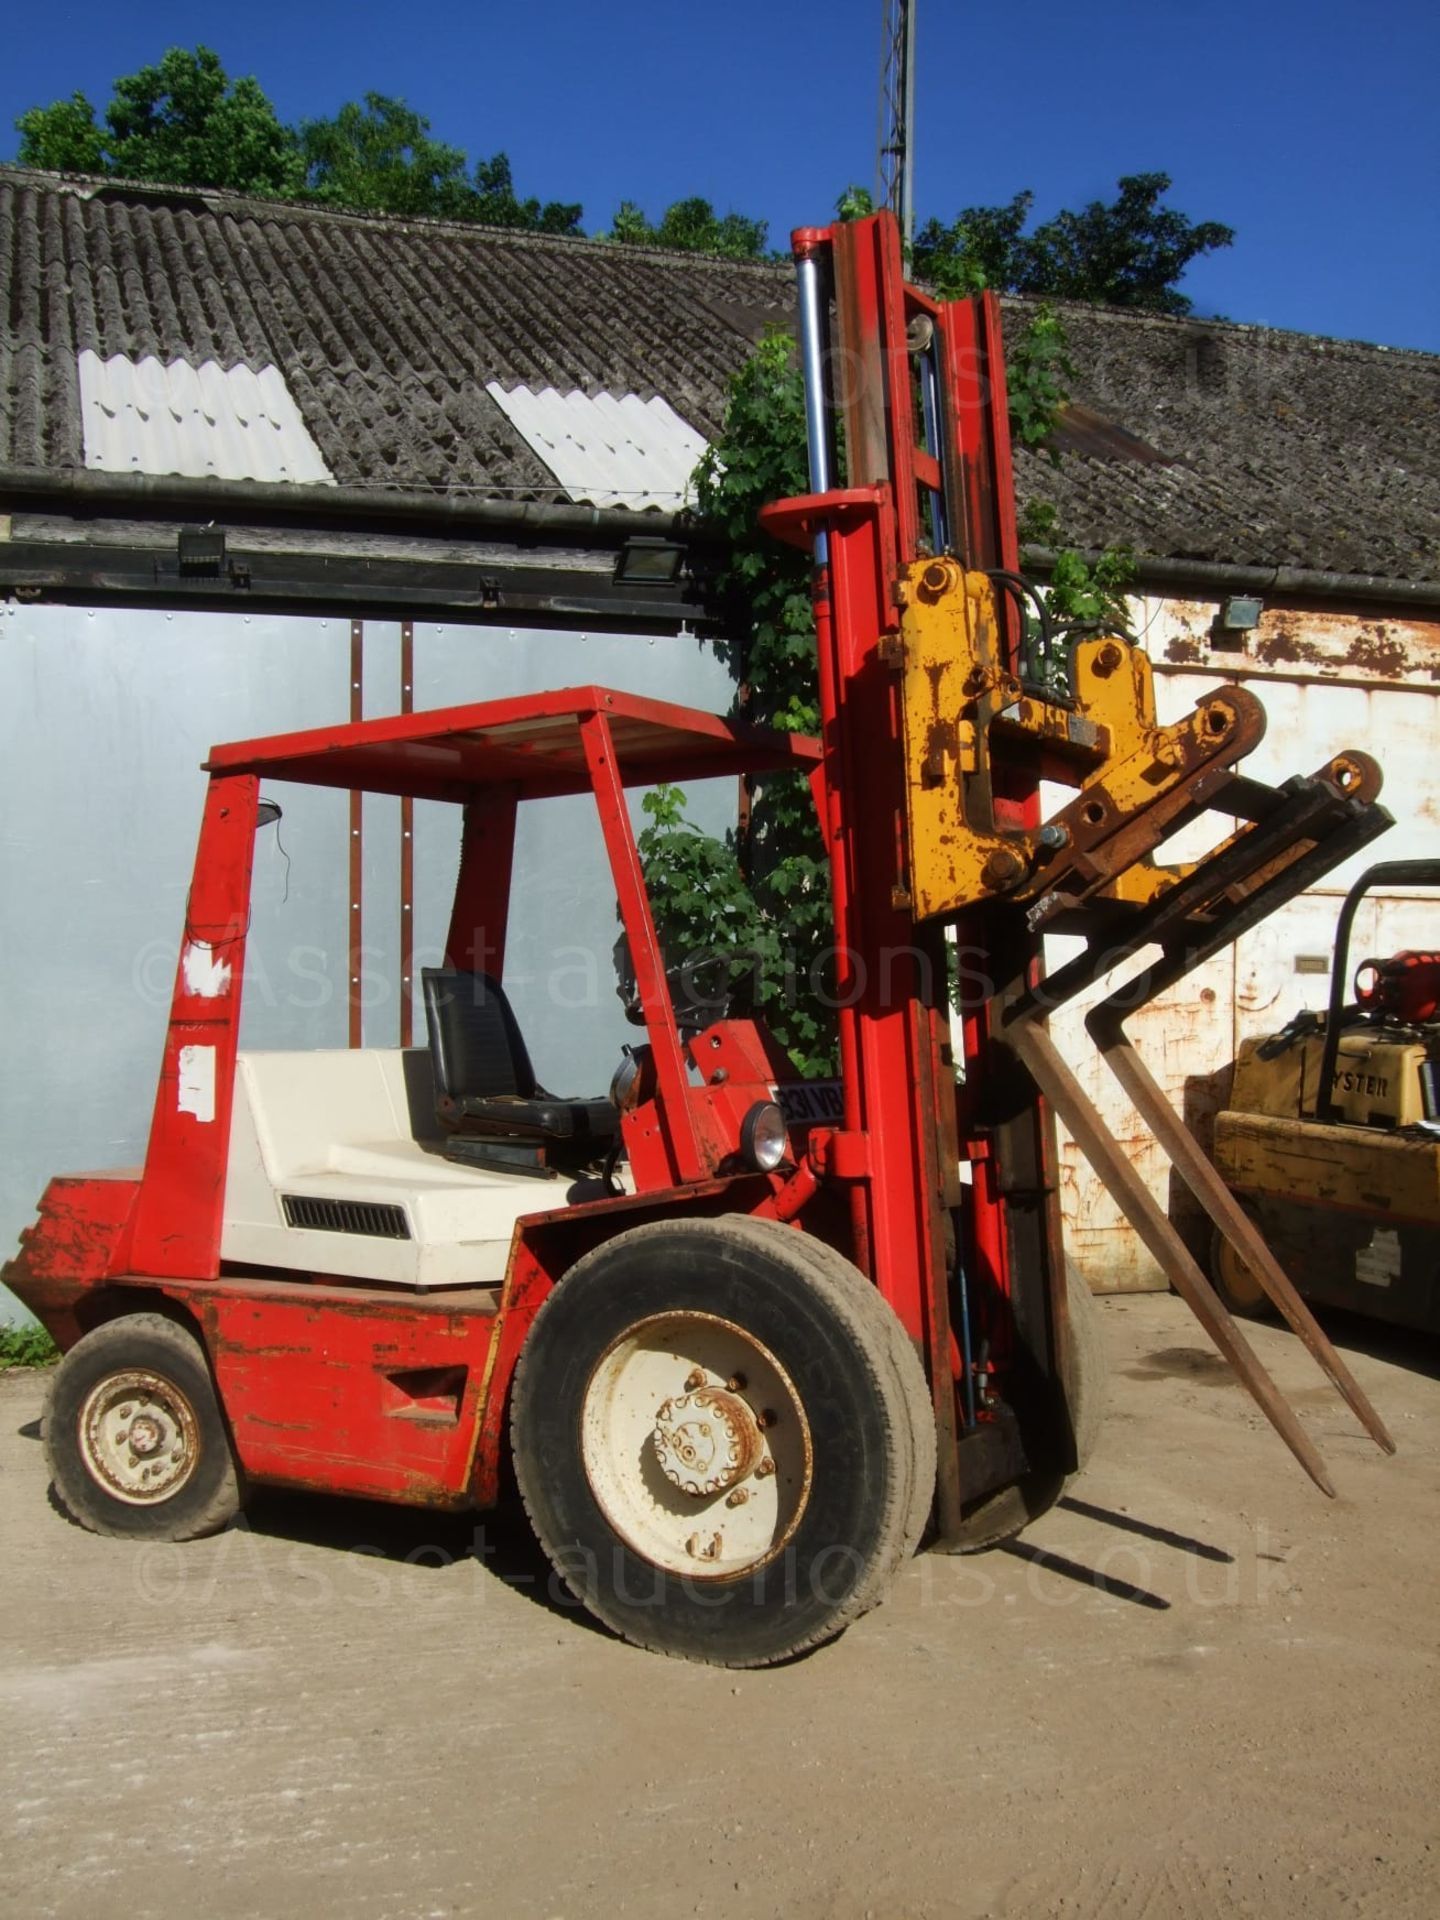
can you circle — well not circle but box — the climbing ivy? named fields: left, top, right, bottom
left=635, top=330, right=837, bottom=1075
left=1004, top=304, right=1074, bottom=454
left=834, top=183, right=875, bottom=224
left=693, top=330, right=838, bottom=1071
left=1018, top=499, right=1137, bottom=632
left=692, top=330, right=818, bottom=735
left=633, top=784, right=768, bottom=1028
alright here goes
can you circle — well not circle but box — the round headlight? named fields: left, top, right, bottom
left=740, top=1100, right=788, bottom=1172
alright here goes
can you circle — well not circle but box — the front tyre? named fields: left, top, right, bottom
left=511, top=1216, right=934, bottom=1667
left=44, top=1313, right=244, bottom=1540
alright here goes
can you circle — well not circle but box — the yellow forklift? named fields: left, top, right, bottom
left=1211, top=859, right=1440, bottom=1332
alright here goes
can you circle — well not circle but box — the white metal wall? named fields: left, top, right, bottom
left=0, top=604, right=734, bottom=1323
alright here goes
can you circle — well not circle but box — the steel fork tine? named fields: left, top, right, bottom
left=1010, top=1018, right=1337, bottom=1498
left=1089, top=1015, right=1395, bottom=1455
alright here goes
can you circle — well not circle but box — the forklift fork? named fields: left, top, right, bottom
left=1006, top=751, right=1397, bottom=1490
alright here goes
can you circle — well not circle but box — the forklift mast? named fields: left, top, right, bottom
left=762, top=211, right=1397, bottom=1508
left=759, top=215, right=1061, bottom=1537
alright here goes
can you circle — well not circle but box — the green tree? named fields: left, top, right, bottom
left=13, top=92, right=107, bottom=173
left=914, top=191, right=1034, bottom=296
left=298, top=94, right=470, bottom=215
left=18, top=47, right=301, bottom=197
left=608, top=196, right=769, bottom=260
left=915, top=173, right=1233, bottom=315
left=470, top=153, right=583, bottom=234
left=15, top=47, right=583, bottom=232
left=297, top=95, right=582, bottom=230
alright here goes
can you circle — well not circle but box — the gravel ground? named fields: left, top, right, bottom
left=3, top=1294, right=1437, bottom=1920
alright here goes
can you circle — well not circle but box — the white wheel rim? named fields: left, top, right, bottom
left=78, top=1368, right=201, bottom=1505
left=581, top=1312, right=813, bottom=1582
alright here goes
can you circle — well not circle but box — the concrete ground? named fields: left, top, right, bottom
left=2, top=1295, right=1437, bottom=1920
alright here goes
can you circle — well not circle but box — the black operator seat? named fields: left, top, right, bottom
left=421, top=967, right=618, bottom=1154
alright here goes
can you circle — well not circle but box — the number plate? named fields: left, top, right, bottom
left=774, top=1081, right=845, bottom=1126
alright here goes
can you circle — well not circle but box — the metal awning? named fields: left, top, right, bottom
left=205, top=685, right=821, bottom=803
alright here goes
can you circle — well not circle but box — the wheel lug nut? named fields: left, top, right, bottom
left=756, top=1409, right=777, bottom=1429
left=683, top=1368, right=705, bottom=1392
left=755, top=1458, right=777, bottom=1479
left=726, top=1373, right=747, bottom=1392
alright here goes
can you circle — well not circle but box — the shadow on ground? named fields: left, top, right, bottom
left=242, top=1484, right=614, bottom=1637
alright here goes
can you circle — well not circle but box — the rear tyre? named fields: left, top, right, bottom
left=44, top=1313, right=244, bottom=1540
left=945, top=1259, right=1109, bottom=1554
left=511, top=1216, right=935, bottom=1667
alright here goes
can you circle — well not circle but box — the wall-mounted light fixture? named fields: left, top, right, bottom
left=177, top=526, right=226, bottom=575
left=1210, top=594, right=1264, bottom=651
left=1219, top=595, right=1264, bottom=632
left=615, top=537, right=686, bottom=586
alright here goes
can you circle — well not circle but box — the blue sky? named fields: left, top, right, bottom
left=5, top=0, right=1437, bottom=350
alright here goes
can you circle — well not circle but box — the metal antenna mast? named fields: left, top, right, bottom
left=877, top=0, right=917, bottom=244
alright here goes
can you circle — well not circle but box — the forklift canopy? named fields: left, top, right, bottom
left=204, top=686, right=821, bottom=804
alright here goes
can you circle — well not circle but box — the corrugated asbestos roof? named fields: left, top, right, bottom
left=0, top=169, right=781, bottom=509
left=2, top=167, right=1437, bottom=581
left=78, top=351, right=334, bottom=483
left=1023, top=303, right=1439, bottom=584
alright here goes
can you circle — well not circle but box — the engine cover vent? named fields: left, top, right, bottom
left=281, top=1194, right=412, bottom=1239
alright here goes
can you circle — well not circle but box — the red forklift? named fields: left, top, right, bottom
left=6, top=212, right=1396, bottom=1666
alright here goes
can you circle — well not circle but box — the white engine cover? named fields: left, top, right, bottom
left=220, top=1048, right=605, bottom=1289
